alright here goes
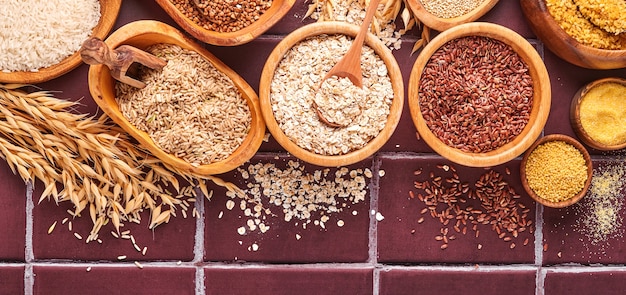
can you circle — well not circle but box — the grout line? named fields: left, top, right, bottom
left=370, top=156, right=382, bottom=295
left=194, top=186, right=206, bottom=295
left=534, top=202, right=545, bottom=295
left=24, top=181, right=34, bottom=295
left=537, top=268, right=546, bottom=295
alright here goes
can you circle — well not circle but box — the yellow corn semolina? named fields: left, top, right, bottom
left=579, top=82, right=626, bottom=146
left=545, top=0, right=626, bottom=50
left=525, top=141, right=587, bottom=202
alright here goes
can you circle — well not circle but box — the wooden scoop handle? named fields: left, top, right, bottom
left=80, top=37, right=167, bottom=88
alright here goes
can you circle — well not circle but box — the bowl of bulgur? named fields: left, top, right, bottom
left=86, top=20, right=266, bottom=175
left=0, top=0, right=122, bottom=83
left=154, top=0, right=295, bottom=46
left=520, top=134, right=593, bottom=208
left=259, top=21, right=404, bottom=167
left=521, top=0, right=626, bottom=69
left=405, top=0, right=500, bottom=32
left=408, top=22, right=551, bottom=168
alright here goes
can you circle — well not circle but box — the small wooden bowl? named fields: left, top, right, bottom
left=86, top=20, right=265, bottom=175
left=0, top=0, right=122, bottom=84
left=521, top=0, right=626, bottom=70
left=408, top=22, right=551, bottom=168
left=155, top=0, right=295, bottom=46
left=520, top=134, right=593, bottom=208
left=570, top=77, right=626, bottom=151
left=259, top=22, right=404, bottom=167
left=405, top=0, right=499, bottom=32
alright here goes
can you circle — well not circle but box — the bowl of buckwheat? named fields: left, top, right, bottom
left=154, top=0, right=295, bottom=46
left=408, top=22, right=551, bottom=168
left=259, top=21, right=404, bottom=167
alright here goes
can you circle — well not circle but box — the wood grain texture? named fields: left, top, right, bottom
left=154, top=0, right=295, bottom=46
left=259, top=22, right=404, bottom=167
left=520, top=0, right=626, bottom=69
left=0, top=0, right=122, bottom=84
left=408, top=22, right=551, bottom=168
left=87, top=20, right=266, bottom=175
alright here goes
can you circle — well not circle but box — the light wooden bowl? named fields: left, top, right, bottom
left=521, top=0, right=626, bottom=69
left=259, top=22, right=404, bottom=167
left=570, top=77, right=626, bottom=151
left=155, top=0, right=295, bottom=46
left=0, top=0, right=122, bottom=84
left=405, top=0, right=499, bottom=32
left=408, top=22, right=551, bottom=168
left=86, top=20, right=265, bottom=175
left=520, top=134, right=593, bottom=208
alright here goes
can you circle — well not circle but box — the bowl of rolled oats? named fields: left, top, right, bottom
left=154, top=0, right=295, bottom=46
left=259, top=21, right=404, bottom=167
left=86, top=20, right=266, bottom=175
left=408, top=22, right=551, bottom=168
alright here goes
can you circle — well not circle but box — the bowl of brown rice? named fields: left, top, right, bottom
left=154, top=0, right=295, bottom=46
left=521, top=0, right=626, bottom=69
left=0, top=0, right=122, bottom=84
left=259, top=21, right=404, bottom=167
left=406, top=0, right=500, bottom=32
left=520, top=134, right=593, bottom=208
left=408, top=22, right=551, bottom=168
left=86, top=20, right=266, bottom=175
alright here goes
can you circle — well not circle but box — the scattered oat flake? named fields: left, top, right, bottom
left=296, top=234, right=301, bottom=240
left=557, top=251, right=562, bottom=258
left=352, top=210, right=358, bottom=216
left=379, top=170, right=386, bottom=177
left=376, top=212, right=385, bottom=221
left=237, top=227, right=246, bottom=235
left=226, top=200, right=235, bottom=210
left=337, top=220, right=345, bottom=227
left=86, top=266, right=92, bottom=272
left=218, top=211, right=223, bottom=219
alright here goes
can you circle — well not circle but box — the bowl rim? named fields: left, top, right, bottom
left=520, top=0, right=626, bottom=70
left=408, top=22, right=551, bottom=168
left=405, top=0, right=500, bottom=31
left=0, top=0, right=122, bottom=84
left=259, top=21, right=404, bottom=167
left=87, top=20, right=266, bottom=175
left=520, top=134, right=593, bottom=208
left=154, top=0, right=296, bottom=46
left=570, top=77, right=626, bottom=151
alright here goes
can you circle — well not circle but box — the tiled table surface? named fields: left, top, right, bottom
left=1, top=1, right=625, bottom=294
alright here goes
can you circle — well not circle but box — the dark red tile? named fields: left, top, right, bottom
left=542, top=160, right=626, bottom=265
left=542, top=49, right=625, bottom=154
left=544, top=269, right=626, bottom=295
left=0, top=265, right=24, bottom=295
left=204, top=266, right=373, bottom=295
left=33, top=181, right=196, bottom=261
left=0, top=162, right=27, bottom=261
left=204, top=154, right=370, bottom=263
left=380, top=268, right=536, bottom=295
left=377, top=156, right=536, bottom=264
left=479, top=0, right=535, bottom=38
left=33, top=265, right=196, bottom=295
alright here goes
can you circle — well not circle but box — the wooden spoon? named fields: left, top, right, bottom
left=313, top=0, right=380, bottom=128
left=79, top=37, right=167, bottom=88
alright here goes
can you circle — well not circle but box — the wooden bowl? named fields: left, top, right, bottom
left=0, top=0, right=122, bottom=84
left=521, top=0, right=626, bottom=69
left=570, top=77, right=626, bottom=151
left=259, top=22, right=404, bottom=167
left=86, top=20, right=265, bottom=175
left=155, top=0, right=295, bottom=46
left=520, top=134, right=593, bottom=208
left=405, top=0, right=499, bottom=32
left=408, top=22, right=551, bottom=168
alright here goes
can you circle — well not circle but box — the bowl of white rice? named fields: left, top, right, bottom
left=0, top=0, right=122, bottom=83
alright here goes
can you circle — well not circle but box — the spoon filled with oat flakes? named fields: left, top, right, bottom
left=312, top=0, right=380, bottom=128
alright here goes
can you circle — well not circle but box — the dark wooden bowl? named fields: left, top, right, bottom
left=155, top=0, right=295, bottom=46
left=520, top=134, right=593, bottom=208
left=0, top=0, right=122, bottom=83
left=570, top=77, right=626, bottom=151
left=521, top=0, right=626, bottom=69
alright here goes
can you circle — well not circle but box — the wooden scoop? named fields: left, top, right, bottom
left=313, top=0, right=380, bottom=127
left=80, top=37, right=167, bottom=88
